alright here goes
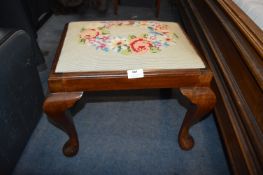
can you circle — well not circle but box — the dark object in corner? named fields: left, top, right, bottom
left=57, top=0, right=83, bottom=7
left=51, top=0, right=108, bottom=14
left=0, top=0, right=50, bottom=67
left=0, top=29, right=44, bottom=175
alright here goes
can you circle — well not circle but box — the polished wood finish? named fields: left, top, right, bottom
left=179, top=87, right=216, bottom=150
left=113, top=0, right=119, bottom=15
left=155, top=0, right=160, bottom=17
left=218, top=0, right=263, bottom=58
left=176, top=0, right=263, bottom=174
left=44, top=23, right=216, bottom=156
left=43, top=92, right=83, bottom=157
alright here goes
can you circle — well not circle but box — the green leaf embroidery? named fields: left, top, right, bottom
left=101, top=28, right=110, bottom=35
left=79, top=38, right=86, bottom=44
left=117, top=46, right=122, bottom=52
left=128, top=35, right=136, bottom=40
left=98, top=26, right=104, bottom=30
left=120, top=49, right=131, bottom=55
left=150, top=47, right=160, bottom=53
left=142, top=33, right=148, bottom=38
left=173, top=33, right=179, bottom=38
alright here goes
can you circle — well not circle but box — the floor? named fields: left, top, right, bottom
left=13, top=1, right=230, bottom=175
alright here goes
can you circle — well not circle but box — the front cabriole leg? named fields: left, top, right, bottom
left=179, top=87, right=216, bottom=150
left=43, top=92, right=83, bottom=157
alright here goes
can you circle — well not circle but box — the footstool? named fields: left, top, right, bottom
left=43, top=21, right=216, bottom=157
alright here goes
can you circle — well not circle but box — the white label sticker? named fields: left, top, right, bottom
left=127, top=69, right=144, bottom=79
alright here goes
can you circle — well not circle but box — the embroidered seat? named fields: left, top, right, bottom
left=56, top=21, right=205, bottom=73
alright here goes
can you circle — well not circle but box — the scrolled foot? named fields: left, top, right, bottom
left=63, top=139, right=79, bottom=157
left=179, top=130, right=194, bottom=150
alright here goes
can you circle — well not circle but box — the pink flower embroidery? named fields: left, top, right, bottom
left=150, top=36, right=157, bottom=40
left=130, top=38, right=152, bottom=54
left=155, top=24, right=169, bottom=34
left=101, top=36, right=110, bottom=41
left=80, top=28, right=100, bottom=40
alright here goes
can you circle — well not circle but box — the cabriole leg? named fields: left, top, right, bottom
left=179, top=87, right=216, bottom=150
left=43, top=92, right=83, bottom=157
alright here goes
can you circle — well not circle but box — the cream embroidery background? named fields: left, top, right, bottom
left=55, top=21, right=205, bottom=73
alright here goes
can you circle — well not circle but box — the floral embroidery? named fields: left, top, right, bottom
left=130, top=38, right=152, bottom=54
left=79, top=21, right=179, bottom=55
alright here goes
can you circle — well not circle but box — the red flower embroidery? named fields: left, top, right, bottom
left=130, top=38, right=152, bottom=54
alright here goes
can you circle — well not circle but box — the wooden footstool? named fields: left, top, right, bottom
left=43, top=21, right=216, bottom=157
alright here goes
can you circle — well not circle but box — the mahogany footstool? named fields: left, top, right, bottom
left=43, top=21, right=216, bottom=157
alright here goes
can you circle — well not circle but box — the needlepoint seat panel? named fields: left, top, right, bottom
left=55, top=21, right=205, bottom=73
